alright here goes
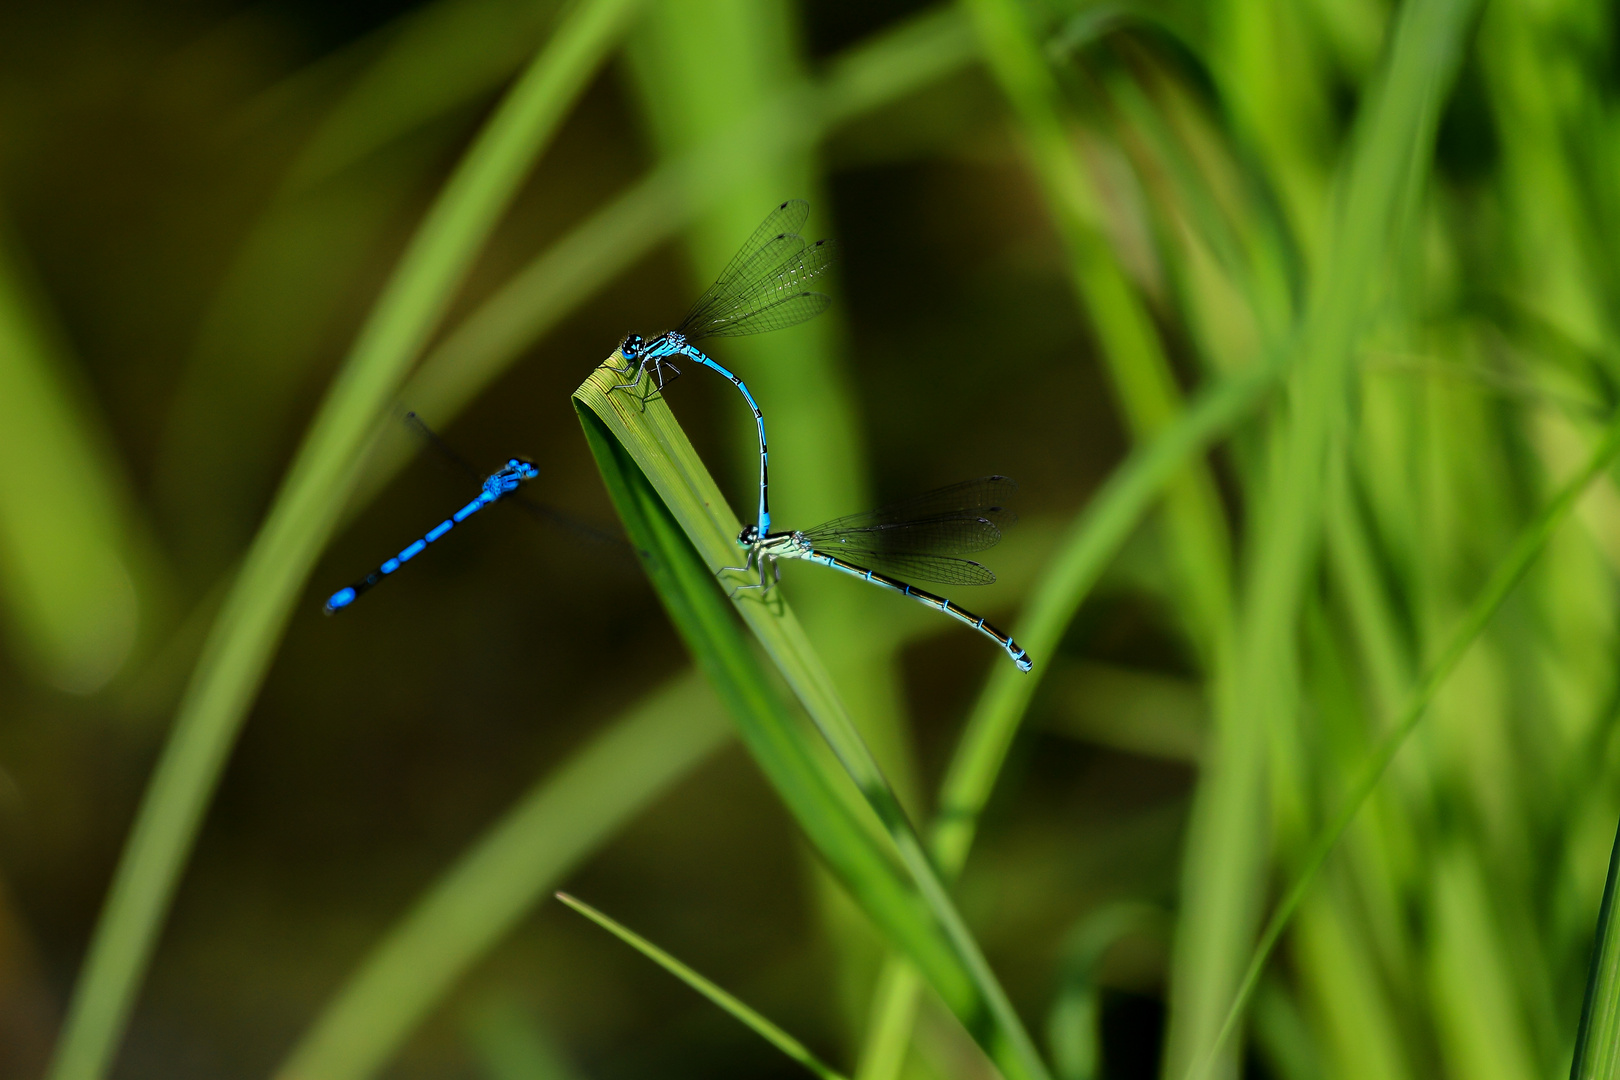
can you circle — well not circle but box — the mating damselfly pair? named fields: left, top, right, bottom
left=324, top=201, right=1032, bottom=672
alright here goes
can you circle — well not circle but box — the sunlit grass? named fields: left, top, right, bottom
left=1203, top=401, right=1620, bottom=1078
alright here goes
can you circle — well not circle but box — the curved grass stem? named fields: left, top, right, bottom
left=44, top=5, right=643, bottom=1077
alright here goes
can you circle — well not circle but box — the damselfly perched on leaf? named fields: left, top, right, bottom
left=610, top=199, right=834, bottom=539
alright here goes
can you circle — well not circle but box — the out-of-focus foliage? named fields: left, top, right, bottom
left=0, top=233, right=157, bottom=694
left=3, top=0, right=1620, bottom=1078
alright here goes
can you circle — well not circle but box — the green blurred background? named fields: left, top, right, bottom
left=1, top=0, right=1617, bottom=1077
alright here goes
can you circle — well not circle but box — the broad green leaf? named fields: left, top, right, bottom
left=573, top=376, right=970, bottom=1015
left=573, top=360, right=1050, bottom=1080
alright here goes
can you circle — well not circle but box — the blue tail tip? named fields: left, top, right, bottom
left=324, top=587, right=357, bottom=614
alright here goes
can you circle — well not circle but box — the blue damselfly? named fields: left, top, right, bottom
left=722, top=476, right=1033, bottom=671
left=323, top=414, right=619, bottom=613
left=611, top=199, right=834, bottom=539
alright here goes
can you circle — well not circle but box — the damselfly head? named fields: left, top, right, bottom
left=736, top=524, right=760, bottom=546
left=485, top=457, right=539, bottom=498
left=619, top=334, right=645, bottom=361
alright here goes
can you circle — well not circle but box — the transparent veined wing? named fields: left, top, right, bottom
left=802, top=477, right=1017, bottom=549
left=814, top=548, right=998, bottom=586
left=805, top=514, right=1006, bottom=558
left=683, top=239, right=835, bottom=340
left=695, top=289, right=832, bottom=340
left=680, top=213, right=835, bottom=341
left=678, top=201, right=809, bottom=332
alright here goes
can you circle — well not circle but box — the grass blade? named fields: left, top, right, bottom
left=45, top=6, right=641, bottom=1077
left=574, top=386, right=973, bottom=1015
left=1164, top=0, right=1477, bottom=1072
left=0, top=231, right=159, bottom=693
left=273, top=671, right=728, bottom=1080
left=555, top=892, right=850, bottom=1080
left=859, top=360, right=1279, bottom=1080
left=1046, top=903, right=1168, bottom=1080
left=936, top=362, right=1278, bottom=873
left=963, top=0, right=1234, bottom=659
left=573, top=361, right=1051, bottom=1080
left=280, top=0, right=566, bottom=190
left=1192, top=403, right=1620, bottom=1080
left=1572, top=816, right=1620, bottom=1080
left=399, top=4, right=974, bottom=427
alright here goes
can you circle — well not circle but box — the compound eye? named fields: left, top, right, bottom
left=619, top=334, right=643, bottom=358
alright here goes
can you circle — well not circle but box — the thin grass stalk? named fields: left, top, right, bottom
left=1191, top=403, right=1620, bottom=1080
left=858, top=360, right=1281, bottom=1080
left=43, top=6, right=641, bottom=1077
left=856, top=7, right=1242, bottom=1069
left=1164, top=1, right=1476, bottom=1073
left=962, top=0, right=1234, bottom=657
left=1323, top=448, right=1413, bottom=719
left=934, top=362, right=1276, bottom=873
left=273, top=672, right=728, bottom=1080
left=556, top=893, right=851, bottom=1080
